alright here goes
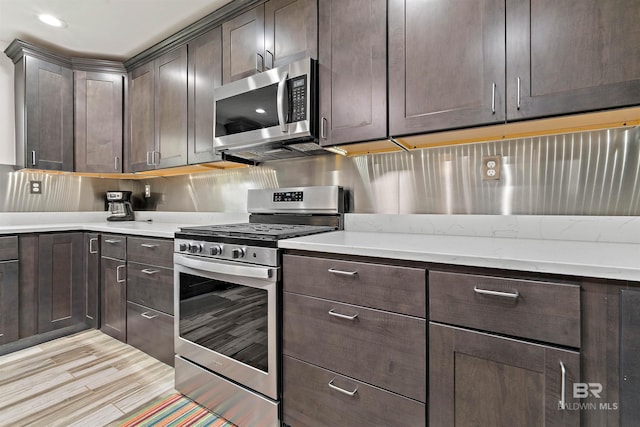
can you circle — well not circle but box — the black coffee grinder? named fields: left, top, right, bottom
left=106, top=191, right=135, bottom=221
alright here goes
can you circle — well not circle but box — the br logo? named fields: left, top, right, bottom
left=573, top=383, right=602, bottom=399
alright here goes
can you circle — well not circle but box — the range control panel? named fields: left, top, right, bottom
left=273, top=191, right=303, bottom=202
left=289, top=76, right=307, bottom=122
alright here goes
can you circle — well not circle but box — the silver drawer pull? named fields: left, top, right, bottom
left=141, top=312, right=158, bottom=320
left=0, top=333, right=4, bottom=337
left=116, top=265, right=126, bottom=283
left=328, top=378, right=358, bottom=397
left=328, top=268, right=358, bottom=276
left=89, top=237, right=98, bottom=254
left=473, top=286, right=520, bottom=299
left=328, top=309, right=358, bottom=321
left=559, top=361, right=566, bottom=410
left=141, top=268, right=159, bottom=275
left=104, top=239, right=121, bottom=244
left=140, top=243, right=159, bottom=248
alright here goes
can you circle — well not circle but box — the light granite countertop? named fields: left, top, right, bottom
left=279, top=214, right=640, bottom=282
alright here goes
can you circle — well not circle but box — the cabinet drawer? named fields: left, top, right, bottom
left=283, top=356, right=425, bottom=427
left=283, top=254, right=426, bottom=317
left=127, top=237, right=173, bottom=268
left=429, top=271, right=581, bottom=348
left=101, top=234, right=126, bottom=260
left=127, top=262, right=174, bottom=315
left=0, top=236, right=18, bottom=261
left=283, top=292, right=426, bottom=402
left=127, top=301, right=174, bottom=366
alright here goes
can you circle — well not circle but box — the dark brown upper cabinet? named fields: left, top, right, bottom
left=389, top=0, right=640, bottom=137
left=74, top=67, right=125, bottom=173
left=506, top=0, right=640, bottom=120
left=187, top=27, right=223, bottom=164
left=222, top=0, right=316, bottom=84
left=126, top=45, right=188, bottom=172
left=5, top=40, right=73, bottom=171
left=318, top=0, right=387, bottom=146
left=389, top=0, right=506, bottom=137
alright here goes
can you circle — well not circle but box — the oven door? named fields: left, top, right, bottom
left=174, top=253, right=279, bottom=400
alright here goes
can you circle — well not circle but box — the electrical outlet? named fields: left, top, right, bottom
left=144, top=184, right=151, bottom=198
left=30, top=180, right=42, bottom=194
left=482, top=156, right=501, bottom=180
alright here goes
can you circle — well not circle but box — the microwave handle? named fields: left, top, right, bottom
left=277, top=71, right=289, bottom=133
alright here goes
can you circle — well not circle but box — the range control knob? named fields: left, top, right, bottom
left=232, top=248, right=246, bottom=259
left=179, top=243, right=188, bottom=252
left=188, top=243, right=203, bottom=253
left=210, top=245, right=222, bottom=256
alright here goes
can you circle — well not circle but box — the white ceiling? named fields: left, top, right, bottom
left=0, top=0, right=233, bottom=61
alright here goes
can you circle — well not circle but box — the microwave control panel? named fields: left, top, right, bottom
left=290, top=76, right=307, bottom=122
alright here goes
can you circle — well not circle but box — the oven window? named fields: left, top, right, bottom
left=179, top=272, right=269, bottom=372
left=215, top=83, right=279, bottom=137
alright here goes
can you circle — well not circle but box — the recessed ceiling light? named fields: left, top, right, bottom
left=38, top=14, right=67, bottom=28
left=255, top=108, right=266, bottom=114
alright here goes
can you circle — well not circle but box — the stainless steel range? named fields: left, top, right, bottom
left=173, top=186, right=345, bottom=427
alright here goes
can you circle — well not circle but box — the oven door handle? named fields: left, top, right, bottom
left=174, top=253, right=276, bottom=281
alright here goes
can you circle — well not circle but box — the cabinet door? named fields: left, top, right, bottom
left=507, top=0, right=640, bottom=120
left=318, top=0, right=387, bottom=146
left=188, top=27, right=222, bottom=164
left=155, top=45, right=188, bottom=169
left=24, top=56, right=73, bottom=171
left=264, top=0, right=317, bottom=69
left=430, top=322, right=580, bottom=426
left=127, top=61, right=155, bottom=172
left=37, top=233, right=84, bottom=334
left=100, top=256, right=127, bottom=342
left=84, top=233, right=100, bottom=328
left=0, top=260, right=19, bottom=345
left=222, top=5, right=265, bottom=83
left=389, top=0, right=506, bottom=136
left=75, top=71, right=124, bottom=172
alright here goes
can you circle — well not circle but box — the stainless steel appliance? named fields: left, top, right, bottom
left=106, top=191, right=134, bottom=221
left=214, top=57, right=327, bottom=163
left=174, top=186, right=345, bottom=427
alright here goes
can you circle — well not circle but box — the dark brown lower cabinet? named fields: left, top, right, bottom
left=0, top=260, right=19, bottom=345
left=84, top=233, right=100, bottom=328
left=37, top=233, right=84, bottom=334
left=283, top=356, right=425, bottom=426
left=429, top=322, right=581, bottom=426
left=126, top=301, right=174, bottom=366
left=101, top=256, right=127, bottom=342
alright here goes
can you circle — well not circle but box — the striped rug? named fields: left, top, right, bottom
left=119, top=393, right=237, bottom=427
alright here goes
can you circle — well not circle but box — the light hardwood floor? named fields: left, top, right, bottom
left=0, top=330, right=175, bottom=427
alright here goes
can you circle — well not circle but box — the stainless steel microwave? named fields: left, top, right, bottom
left=214, top=57, right=325, bottom=162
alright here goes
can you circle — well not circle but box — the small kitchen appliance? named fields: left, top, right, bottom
left=106, top=191, right=134, bottom=221
left=173, top=185, right=345, bottom=427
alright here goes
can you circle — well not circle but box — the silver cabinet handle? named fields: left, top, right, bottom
left=116, top=265, right=126, bottom=283
left=146, top=151, right=152, bottom=166
left=89, top=237, right=98, bottom=254
left=114, top=156, right=120, bottom=171
left=516, top=76, right=521, bottom=110
left=256, top=53, right=264, bottom=73
left=328, top=308, right=358, bottom=320
left=140, top=243, right=159, bottom=248
left=0, top=333, right=4, bottom=337
left=154, top=151, right=160, bottom=165
left=141, top=268, right=159, bottom=275
left=141, top=311, right=158, bottom=320
left=328, top=268, right=357, bottom=276
left=559, top=361, right=566, bottom=409
left=104, top=239, right=121, bottom=244
left=473, top=286, right=519, bottom=299
left=266, top=49, right=274, bottom=69
left=321, top=117, right=327, bottom=140
left=491, top=82, right=496, bottom=114
left=277, top=70, right=289, bottom=132
left=31, top=150, right=36, bottom=166
left=328, top=378, right=358, bottom=397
